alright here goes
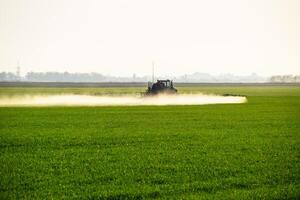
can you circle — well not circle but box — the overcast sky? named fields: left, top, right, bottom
left=0, top=0, right=299, bottom=76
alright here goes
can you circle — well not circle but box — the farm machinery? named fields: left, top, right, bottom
left=145, top=79, right=177, bottom=95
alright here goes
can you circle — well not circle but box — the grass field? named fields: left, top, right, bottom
left=0, top=85, right=299, bottom=199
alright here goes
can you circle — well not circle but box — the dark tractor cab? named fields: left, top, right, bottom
left=146, top=79, right=177, bottom=95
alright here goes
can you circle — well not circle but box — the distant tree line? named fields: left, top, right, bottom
left=0, top=72, right=148, bottom=82
left=0, top=71, right=299, bottom=83
left=25, top=72, right=107, bottom=82
left=0, top=72, right=20, bottom=81
left=270, top=75, right=300, bottom=83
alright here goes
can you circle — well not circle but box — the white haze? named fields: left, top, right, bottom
left=0, top=0, right=299, bottom=76
left=0, top=94, right=247, bottom=107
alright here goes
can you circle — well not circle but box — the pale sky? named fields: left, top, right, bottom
left=0, top=0, right=299, bottom=76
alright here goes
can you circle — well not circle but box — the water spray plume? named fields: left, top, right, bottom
left=0, top=94, right=247, bottom=107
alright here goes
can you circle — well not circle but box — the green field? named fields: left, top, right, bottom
left=0, top=85, right=299, bottom=199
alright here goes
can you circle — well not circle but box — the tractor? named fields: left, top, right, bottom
left=145, top=79, right=177, bottom=95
